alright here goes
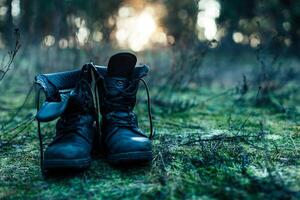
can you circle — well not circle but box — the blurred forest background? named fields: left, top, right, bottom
left=0, top=0, right=300, bottom=199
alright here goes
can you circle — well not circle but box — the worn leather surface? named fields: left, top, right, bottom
left=98, top=63, right=152, bottom=157
left=36, top=100, right=70, bottom=122
left=35, top=65, right=148, bottom=123
left=43, top=64, right=97, bottom=164
left=35, top=61, right=151, bottom=162
left=44, top=114, right=95, bottom=160
left=35, top=66, right=106, bottom=122
left=34, top=65, right=147, bottom=99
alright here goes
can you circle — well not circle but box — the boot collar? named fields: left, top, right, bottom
left=95, top=64, right=149, bottom=80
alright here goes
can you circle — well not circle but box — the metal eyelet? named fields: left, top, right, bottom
left=117, top=80, right=124, bottom=86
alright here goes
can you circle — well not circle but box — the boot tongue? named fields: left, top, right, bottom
left=63, top=67, right=94, bottom=115
left=105, top=52, right=137, bottom=95
left=107, top=52, right=136, bottom=79
left=63, top=91, right=87, bottom=114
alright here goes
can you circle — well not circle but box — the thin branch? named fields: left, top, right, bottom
left=159, top=151, right=167, bottom=172
left=0, top=117, right=34, bottom=149
left=182, top=133, right=265, bottom=145
left=0, top=84, right=34, bottom=130
left=0, top=28, right=21, bottom=82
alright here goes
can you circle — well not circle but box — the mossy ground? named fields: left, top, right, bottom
left=0, top=86, right=299, bottom=200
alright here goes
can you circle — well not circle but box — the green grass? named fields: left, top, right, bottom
left=0, top=87, right=299, bottom=199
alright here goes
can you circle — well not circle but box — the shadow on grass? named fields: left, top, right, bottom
left=43, top=159, right=152, bottom=180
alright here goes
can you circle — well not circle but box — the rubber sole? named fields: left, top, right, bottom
left=107, top=151, right=152, bottom=165
left=43, top=157, right=91, bottom=170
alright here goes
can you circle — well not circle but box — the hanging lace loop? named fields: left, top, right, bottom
left=139, top=78, right=155, bottom=139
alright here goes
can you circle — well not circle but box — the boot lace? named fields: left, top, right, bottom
left=101, top=78, right=154, bottom=139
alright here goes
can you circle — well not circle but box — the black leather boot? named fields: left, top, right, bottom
left=98, top=53, right=154, bottom=165
left=43, top=64, right=99, bottom=170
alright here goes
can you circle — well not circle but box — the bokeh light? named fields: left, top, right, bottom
left=43, top=35, right=55, bottom=47
left=197, top=0, right=221, bottom=41
left=115, top=4, right=167, bottom=52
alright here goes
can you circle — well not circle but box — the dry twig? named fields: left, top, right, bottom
left=0, top=28, right=21, bottom=82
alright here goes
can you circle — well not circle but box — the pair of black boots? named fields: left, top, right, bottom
left=36, top=53, right=153, bottom=171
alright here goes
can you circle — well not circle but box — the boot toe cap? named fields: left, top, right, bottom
left=106, top=129, right=152, bottom=155
left=44, top=143, right=89, bottom=160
